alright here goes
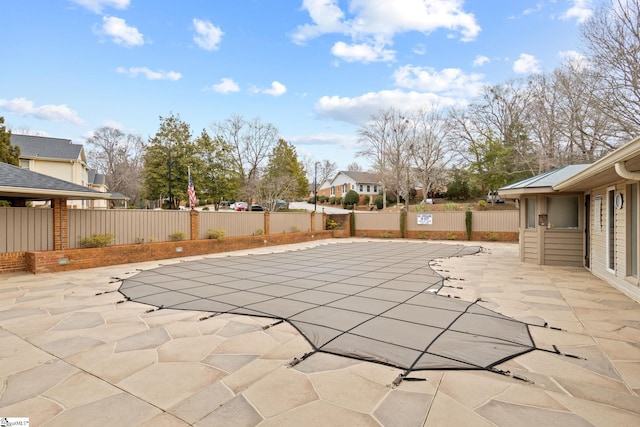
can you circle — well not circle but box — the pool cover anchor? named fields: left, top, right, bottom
left=289, top=351, right=315, bottom=368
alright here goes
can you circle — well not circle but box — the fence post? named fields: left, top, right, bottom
left=190, top=209, right=199, bottom=240
left=53, top=198, right=68, bottom=250
left=264, top=211, right=271, bottom=235
left=310, top=211, right=315, bottom=232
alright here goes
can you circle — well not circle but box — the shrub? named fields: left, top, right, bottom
left=343, top=190, right=359, bottom=207
left=446, top=232, right=457, bottom=240
left=374, top=195, right=384, bottom=210
left=485, top=232, right=499, bottom=241
left=443, top=202, right=459, bottom=211
left=477, top=200, right=487, bottom=210
left=380, top=231, right=393, bottom=238
left=169, top=231, right=187, bottom=241
left=335, top=197, right=343, bottom=205
left=465, top=209, right=472, bottom=240
left=329, top=197, right=336, bottom=205
left=363, top=195, right=370, bottom=205
left=207, top=228, right=226, bottom=241
left=417, top=231, right=428, bottom=239
left=255, top=228, right=264, bottom=235
left=79, top=233, right=115, bottom=248
left=326, top=218, right=339, bottom=230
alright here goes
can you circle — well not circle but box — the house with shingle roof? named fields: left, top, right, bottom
left=10, top=134, right=94, bottom=208
left=317, top=171, right=380, bottom=204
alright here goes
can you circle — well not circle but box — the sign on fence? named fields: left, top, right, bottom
left=417, top=214, right=433, bottom=225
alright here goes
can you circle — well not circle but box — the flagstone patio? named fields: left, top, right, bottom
left=1, top=239, right=639, bottom=426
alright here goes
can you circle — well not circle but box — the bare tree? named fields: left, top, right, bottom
left=581, top=0, right=640, bottom=134
left=86, top=126, right=144, bottom=205
left=358, top=108, right=415, bottom=209
left=346, top=162, right=362, bottom=172
left=410, top=108, right=452, bottom=203
left=210, top=115, right=279, bottom=204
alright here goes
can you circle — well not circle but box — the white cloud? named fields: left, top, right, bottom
left=561, top=0, right=593, bottom=23
left=0, top=97, right=84, bottom=125
left=100, top=16, right=144, bottom=47
left=473, top=55, right=490, bottom=67
left=116, top=67, right=182, bottom=80
left=192, top=18, right=224, bottom=51
left=257, top=81, right=287, bottom=96
left=70, top=0, right=130, bottom=13
left=287, top=133, right=358, bottom=149
left=331, top=41, right=395, bottom=62
left=393, top=65, right=485, bottom=97
left=293, top=0, right=481, bottom=61
left=315, top=89, right=459, bottom=125
left=211, top=78, right=240, bottom=93
left=513, top=53, right=541, bottom=74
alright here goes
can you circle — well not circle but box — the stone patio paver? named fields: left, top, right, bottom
left=0, top=239, right=639, bottom=426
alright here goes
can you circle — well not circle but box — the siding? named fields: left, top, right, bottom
left=0, top=207, right=54, bottom=252
left=543, top=230, right=583, bottom=266
left=522, top=229, right=538, bottom=263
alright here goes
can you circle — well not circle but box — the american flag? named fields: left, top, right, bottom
left=187, top=167, right=197, bottom=209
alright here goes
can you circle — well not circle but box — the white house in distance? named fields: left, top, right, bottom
left=10, top=134, right=108, bottom=209
left=317, top=171, right=380, bottom=204
left=500, top=136, right=640, bottom=302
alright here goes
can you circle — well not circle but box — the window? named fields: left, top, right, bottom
left=367, top=185, right=371, bottom=193
left=374, top=185, right=378, bottom=193
left=525, top=197, right=536, bottom=229
left=342, top=184, right=347, bottom=193
left=607, top=188, right=616, bottom=271
left=330, top=186, right=335, bottom=196
left=547, top=196, right=579, bottom=229
left=19, top=159, right=29, bottom=169
left=359, top=185, right=363, bottom=192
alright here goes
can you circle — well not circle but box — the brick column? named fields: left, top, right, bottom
left=310, top=211, right=315, bottom=232
left=264, top=211, right=270, bottom=235
left=322, top=212, right=327, bottom=230
left=53, top=198, right=68, bottom=250
left=190, top=209, right=199, bottom=240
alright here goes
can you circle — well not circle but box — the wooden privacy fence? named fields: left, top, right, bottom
left=354, top=210, right=519, bottom=232
left=198, top=211, right=264, bottom=238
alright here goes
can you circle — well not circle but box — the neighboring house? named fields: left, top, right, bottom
left=88, top=170, right=108, bottom=209
left=500, top=136, right=640, bottom=302
left=317, top=171, right=380, bottom=204
left=10, top=134, right=98, bottom=208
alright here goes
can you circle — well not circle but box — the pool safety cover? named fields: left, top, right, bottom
left=119, top=241, right=536, bottom=373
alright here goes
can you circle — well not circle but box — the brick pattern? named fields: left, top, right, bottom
left=190, top=210, right=199, bottom=240
left=25, top=231, right=335, bottom=274
left=53, top=199, right=68, bottom=250
left=0, top=252, right=27, bottom=273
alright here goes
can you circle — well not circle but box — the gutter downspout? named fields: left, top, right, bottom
left=615, top=161, right=640, bottom=181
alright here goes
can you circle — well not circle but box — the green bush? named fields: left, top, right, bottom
left=207, top=228, right=226, bottom=241
left=335, top=197, right=343, bottom=205
left=465, top=209, right=472, bottom=240
left=169, top=231, right=187, bottom=241
left=79, top=233, right=115, bottom=248
left=326, top=218, right=339, bottom=230
left=255, top=228, right=264, bottom=235
left=343, top=190, right=359, bottom=207
left=477, top=200, right=487, bottom=210
left=374, top=195, right=384, bottom=210
left=329, top=197, right=336, bottom=205
left=443, top=202, right=459, bottom=211
left=363, top=195, right=370, bottom=205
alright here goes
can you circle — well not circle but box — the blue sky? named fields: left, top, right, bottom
left=1, top=0, right=596, bottom=170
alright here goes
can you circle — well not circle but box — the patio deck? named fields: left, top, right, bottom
left=1, top=239, right=639, bottom=426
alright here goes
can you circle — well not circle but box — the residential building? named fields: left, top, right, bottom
left=500, top=136, right=640, bottom=302
left=317, top=171, right=380, bottom=204
left=10, top=134, right=99, bottom=208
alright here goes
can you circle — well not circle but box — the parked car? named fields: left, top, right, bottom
left=250, top=204, right=264, bottom=211
left=486, top=191, right=505, bottom=203
left=230, top=202, right=248, bottom=211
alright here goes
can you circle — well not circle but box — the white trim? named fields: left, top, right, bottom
left=606, top=186, right=616, bottom=273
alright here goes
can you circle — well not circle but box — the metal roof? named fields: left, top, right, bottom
left=500, top=164, right=590, bottom=191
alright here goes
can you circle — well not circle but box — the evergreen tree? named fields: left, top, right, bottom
left=142, top=114, right=197, bottom=209
left=193, top=131, right=239, bottom=209
left=259, top=139, right=308, bottom=210
left=0, top=117, right=20, bottom=166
